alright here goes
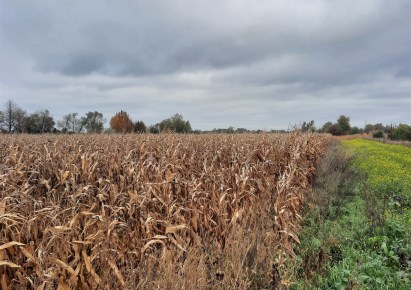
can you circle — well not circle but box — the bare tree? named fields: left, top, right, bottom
left=0, top=111, right=4, bottom=131
left=3, top=100, right=16, bottom=132
left=14, top=108, right=27, bottom=133
left=2, top=100, right=26, bottom=133
left=58, top=113, right=84, bottom=133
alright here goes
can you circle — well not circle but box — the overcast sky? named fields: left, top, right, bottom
left=1, top=0, right=410, bottom=130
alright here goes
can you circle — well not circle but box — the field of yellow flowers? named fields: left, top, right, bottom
left=343, top=139, right=411, bottom=193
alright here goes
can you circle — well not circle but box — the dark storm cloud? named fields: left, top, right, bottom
left=1, top=0, right=410, bottom=129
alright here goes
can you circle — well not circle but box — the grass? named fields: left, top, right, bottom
left=291, top=139, right=411, bottom=289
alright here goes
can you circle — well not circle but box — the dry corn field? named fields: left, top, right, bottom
left=0, top=133, right=329, bottom=289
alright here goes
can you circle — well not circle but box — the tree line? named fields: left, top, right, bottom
left=301, top=115, right=411, bottom=141
left=1, top=100, right=410, bottom=140
left=0, top=100, right=192, bottom=134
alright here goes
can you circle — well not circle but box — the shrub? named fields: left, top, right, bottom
left=349, top=127, right=361, bottom=135
left=328, top=124, right=343, bottom=136
left=389, top=124, right=411, bottom=141
left=373, top=130, right=384, bottom=138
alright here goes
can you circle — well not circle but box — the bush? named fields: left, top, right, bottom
left=158, top=114, right=192, bottom=133
left=389, top=124, right=411, bottom=141
left=328, top=124, right=343, bottom=136
left=134, top=121, right=147, bottom=133
left=349, top=127, right=361, bottom=135
left=373, top=130, right=384, bottom=138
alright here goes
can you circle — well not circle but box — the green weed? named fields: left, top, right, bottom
left=291, top=140, right=410, bottom=289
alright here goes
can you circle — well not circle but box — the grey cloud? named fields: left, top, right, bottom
left=1, top=0, right=410, bottom=129
left=3, top=0, right=408, bottom=78
left=396, top=65, right=411, bottom=78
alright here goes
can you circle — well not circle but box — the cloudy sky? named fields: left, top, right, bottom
left=1, top=0, right=410, bottom=130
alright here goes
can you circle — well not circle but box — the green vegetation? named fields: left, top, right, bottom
left=389, top=124, right=411, bottom=141
left=155, top=113, right=192, bottom=133
left=319, top=115, right=411, bottom=141
left=372, top=130, right=384, bottom=138
left=133, top=120, right=147, bottom=133
left=292, top=140, right=411, bottom=289
left=2, top=98, right=410, bottom=138
left=320, top=115, right=351, bottom=136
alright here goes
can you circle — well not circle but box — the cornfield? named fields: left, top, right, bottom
left=0, top=133, right=328, bottom=289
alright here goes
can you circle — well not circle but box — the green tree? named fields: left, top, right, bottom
left=133, top=121, right=147, bottom=133
left=328, top=123, right=343, bottom=136
left=82, top=111, right=105, bottom=133
left=365, top=123, right=384, bottom=133
left=373, top=130, right=384, bottom=138
left=227, top=126, right=235, bottom=134
left=337, top=115, right=351, bottom=135
left=349, top=126, right=361, bottom=135
left=158, top=114, right=192, bottom=133
left=321, top=121, right=333, bottom=133
left=24, top=110, right=55, bottom=133
left=365, top=124, right=374, bottom=133
left=149, top=124, right=160, bottom=134
left=389, top=124, right=411, bottom=141
left=301, top=120, right=315, bottom=132
left=236, top=128, right=248, bottom=133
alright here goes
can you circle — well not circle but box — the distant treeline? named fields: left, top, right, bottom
left=1, top=100, right=410, bottom=140
left=0, top=100, right=192, bottom=134
left=300, top=115, right=411, bottom=141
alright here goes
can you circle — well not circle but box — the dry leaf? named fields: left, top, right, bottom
left=0, top=241, right=25, bottom=251
left=0, top=260, right=21, bottom=268
left=108, top=260, right=125, bottom=286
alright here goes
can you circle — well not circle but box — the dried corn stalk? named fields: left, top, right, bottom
left=0, top=133, right=329, bottom=289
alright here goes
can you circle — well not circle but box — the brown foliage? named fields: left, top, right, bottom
left=109, top=110, right=133, bottom=133
left=335, top=133, right=372, bottom=140
left=0, top=133, right=329, bottom=289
